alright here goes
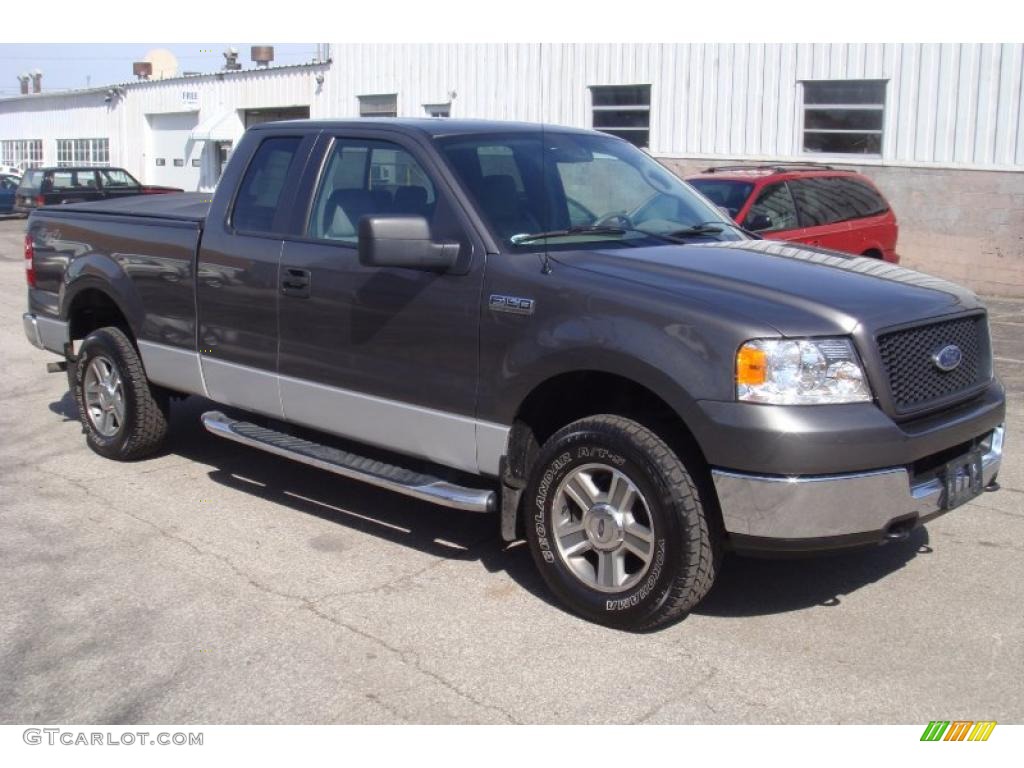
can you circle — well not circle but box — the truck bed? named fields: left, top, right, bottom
left=49, top=192, right=212, bottom=222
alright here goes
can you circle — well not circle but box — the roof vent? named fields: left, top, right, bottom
left=17, top=73, right=30, bottom=95
left=30, top=69, right=42, bottom=93
left=251, top=46, right=274, bottom=68
left=223, top=47, right=241, bottom=71
left=133, top=61, right=152, bottom=80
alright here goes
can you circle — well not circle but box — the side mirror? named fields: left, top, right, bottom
left=358, top=215, right=459, bottom=271
left=745, top=212, right=773, bottom=232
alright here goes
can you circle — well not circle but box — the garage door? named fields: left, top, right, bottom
left=146, top=112, right=200, bottom=189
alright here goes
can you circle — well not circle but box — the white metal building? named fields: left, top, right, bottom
left=2, top=43, right=1022, bottom=293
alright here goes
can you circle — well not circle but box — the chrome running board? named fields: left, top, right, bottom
left=201, top=411, right=496, bottom=513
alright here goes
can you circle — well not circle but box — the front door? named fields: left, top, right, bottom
left=277, top=131, right=488, bottom=474
left=786, top=177, right=855, bottom=252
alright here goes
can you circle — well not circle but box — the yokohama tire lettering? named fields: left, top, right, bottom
left=605, top=539, right=666, bottom=611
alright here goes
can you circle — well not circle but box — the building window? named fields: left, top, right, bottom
left=1, top=139, right=44, bottom=169
left=359, top=94, right=398, bottom=118
left=589, top=85, right=651, bottom=148
left=423, top=103, right=450, bottom=118
left=56, top=138, right=110, bottom=167
left=801, top=80, right=886, bottom=156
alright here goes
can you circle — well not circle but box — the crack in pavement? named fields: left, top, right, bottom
left=632, top=666, right=718, bottom=724
left=57, top=470, right=519, bottom=724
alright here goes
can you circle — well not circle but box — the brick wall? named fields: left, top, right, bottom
left=659, top=158, right=1024, bottom=298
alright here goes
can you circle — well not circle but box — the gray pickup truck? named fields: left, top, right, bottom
left=23, top=119, right=1006, bottom=630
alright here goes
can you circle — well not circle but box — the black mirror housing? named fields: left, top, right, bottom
left=357, top=215, right=459, bottom=271
left=745, top=213, right=773, bottom=232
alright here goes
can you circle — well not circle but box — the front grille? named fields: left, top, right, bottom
left=877, top=314, right=990, bottom=414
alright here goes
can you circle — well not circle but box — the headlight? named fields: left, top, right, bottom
left=736, top=338, right=872, bottom=405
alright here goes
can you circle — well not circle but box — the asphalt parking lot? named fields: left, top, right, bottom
left=1, top=215, right=1021, bottom=724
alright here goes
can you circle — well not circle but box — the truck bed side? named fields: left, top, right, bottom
left=27, top=197, right=207, bottom=395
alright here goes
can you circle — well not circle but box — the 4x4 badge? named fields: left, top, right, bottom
left=933, top=344, right=963, bottom=372
left=489, top=294, right=535, bottom=315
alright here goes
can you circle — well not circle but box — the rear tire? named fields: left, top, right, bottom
left=73, top=327, right=169, bottom=460
left=524, top=415, right=719, bottom=631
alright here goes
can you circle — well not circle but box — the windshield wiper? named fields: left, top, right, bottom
left=667, top=220, right=758, bottom=239
left=512, top=225, right=689, bottom=246
left=511, top=226, right=629, bottom=244
left=665, top=223, right=723, bottom=237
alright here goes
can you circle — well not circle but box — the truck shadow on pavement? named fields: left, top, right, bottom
left=50, top=391, right=931, bottom=621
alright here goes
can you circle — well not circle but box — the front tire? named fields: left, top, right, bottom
left=524, top=415, right=719, bottom=631
left=73, top=327, right=169, bottom=460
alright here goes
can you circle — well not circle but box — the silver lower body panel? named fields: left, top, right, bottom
left=712, top=425, right=1004, bottom=542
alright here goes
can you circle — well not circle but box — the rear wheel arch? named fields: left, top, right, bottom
left=64, top=284, right=136, bottom=345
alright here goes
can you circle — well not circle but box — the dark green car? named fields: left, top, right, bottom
left=14, top=166, right=182, bottom=214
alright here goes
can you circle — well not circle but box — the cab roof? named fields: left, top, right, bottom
left=249, top=117, right=601, bottom=139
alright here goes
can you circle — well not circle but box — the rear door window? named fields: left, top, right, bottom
left=789, top=178, right=853, bottom=227
left=745, top=183, right=799, bottom=232
left=232, top=136, right=303, bottom=235
left=75, top=170, right=100, bottom=190
left=833, top=177, right=889, bottom=218
left=51, top=171, right=75, bottom=190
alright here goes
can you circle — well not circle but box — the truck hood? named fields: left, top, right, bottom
left=553, top=238, right=982, bottom=336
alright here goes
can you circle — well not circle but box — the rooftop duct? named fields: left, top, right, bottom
left=251, top=46, right=274, bottom=68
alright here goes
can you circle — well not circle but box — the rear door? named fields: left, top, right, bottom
left=832, top=176, right=895, bottom=256
left=787, top=177, right=857, bottom=253
left=196, top=130, right=317, bottom=417
left=276, top=130, right=488, bottom=474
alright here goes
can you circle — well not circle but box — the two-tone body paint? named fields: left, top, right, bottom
left=23, top=119, right=1005, bottom=488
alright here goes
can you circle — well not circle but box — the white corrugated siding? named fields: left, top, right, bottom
left=0, top=64, right=326, bottom=186
left=320, top=43, right=1024, bottom=169
left=1, top=44, right=1022, bottom=175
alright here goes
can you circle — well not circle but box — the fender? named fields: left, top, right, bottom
left=60, top=253, right=145, bottom=338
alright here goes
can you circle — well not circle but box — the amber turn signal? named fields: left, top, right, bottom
left=736, top=344, right=767, bottom=386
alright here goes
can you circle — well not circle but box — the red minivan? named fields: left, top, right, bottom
left=687, top=165, right=899, bottom=262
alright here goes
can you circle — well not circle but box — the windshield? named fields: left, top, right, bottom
left=686, top=178, right=754, bottom=219
left=437, top=131, right=743, bottom=248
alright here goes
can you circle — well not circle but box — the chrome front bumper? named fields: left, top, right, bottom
left=23, top=312, right=69, bottom=354
left=713, top=425, right=1004, bottom=548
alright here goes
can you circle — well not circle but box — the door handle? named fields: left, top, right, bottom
left=281, top=268, right=311, bottom=298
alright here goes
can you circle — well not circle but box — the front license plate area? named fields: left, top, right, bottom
left=942, top=450, right=984, bottom=510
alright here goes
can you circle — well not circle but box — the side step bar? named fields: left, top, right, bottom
left=201, top=411, right=496, bottom=513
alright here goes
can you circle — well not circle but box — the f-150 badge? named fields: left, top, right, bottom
left=489, top=294, right=535, bottom=315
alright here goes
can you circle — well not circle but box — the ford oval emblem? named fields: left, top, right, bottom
left=933, top=344, right=963, bottom=372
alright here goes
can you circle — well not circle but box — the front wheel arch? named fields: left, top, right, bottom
left=500, top=370, right=720, bottom=544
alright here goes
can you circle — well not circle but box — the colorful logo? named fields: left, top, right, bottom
left=921, top=721, right=997, bottom=741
